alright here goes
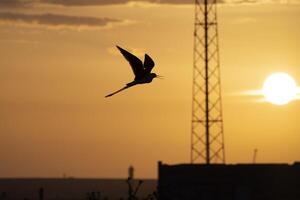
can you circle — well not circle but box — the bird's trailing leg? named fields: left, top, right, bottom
left=105, top=85, right=131, bottom=98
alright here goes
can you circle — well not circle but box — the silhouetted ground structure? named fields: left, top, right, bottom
left=158, top=161, right=300, bottom=200
left=0, top=178, right=156, bottom=200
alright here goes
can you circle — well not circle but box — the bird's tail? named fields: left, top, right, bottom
left=105, top=86, right=130, bottom=98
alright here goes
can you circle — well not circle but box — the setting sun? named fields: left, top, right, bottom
left=262, top=73, right=297, bottom=105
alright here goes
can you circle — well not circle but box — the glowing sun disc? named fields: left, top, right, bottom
left=263, top=73, right=297, bottom=105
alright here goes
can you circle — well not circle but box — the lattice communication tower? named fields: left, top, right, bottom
left=191, top=0, right=225, bottom=164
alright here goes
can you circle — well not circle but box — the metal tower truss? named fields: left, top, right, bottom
left=191, top=0, right=225, bottom=164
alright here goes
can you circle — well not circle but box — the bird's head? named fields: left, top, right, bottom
left=151, top=73, right=163, bottom=79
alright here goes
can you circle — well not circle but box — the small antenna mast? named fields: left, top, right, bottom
left=253, top=148, right=258, bottom=164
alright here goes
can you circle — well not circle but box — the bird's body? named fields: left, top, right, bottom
left=105, top=46, right=160, bottom=98
left=127, top=73, right=157, bottom=86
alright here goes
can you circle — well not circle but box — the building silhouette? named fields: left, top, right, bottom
left=158, top=161, right=300, bottom=200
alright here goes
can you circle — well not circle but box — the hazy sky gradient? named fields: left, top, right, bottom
left=0, top=1, right=300, bottom=178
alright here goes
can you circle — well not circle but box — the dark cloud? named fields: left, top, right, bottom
left=41, top=0, right=131, bottom=6
left=0, top=12, right=123, bottom=29
left=0, top=0, right=296, bottom=7
left=38, top=0, right=298, bottom=6
left=0, top=0, right=37, bottom=7
left=41, top=0, right=225, bottom=6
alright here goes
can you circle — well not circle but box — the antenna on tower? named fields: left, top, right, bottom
left=191, top=0, right=225, bottom=164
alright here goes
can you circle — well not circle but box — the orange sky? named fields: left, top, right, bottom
left=0, top=0, right=300, bottom=178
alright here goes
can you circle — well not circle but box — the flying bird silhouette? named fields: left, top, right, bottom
left=105, top=46, right=161, bottom=98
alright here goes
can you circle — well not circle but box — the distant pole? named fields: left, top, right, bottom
left=127, top=165, right=134, bottom=200
left=191, top=0, right=225, bottom=164
left=253, top=149, right=258, bottom=164
left=128, top=165, right=134, bottom=180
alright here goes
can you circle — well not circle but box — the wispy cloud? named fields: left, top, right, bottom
left=231, top=17, right=257, bottom=24
left=233, top=86, right=300, bottom=105
left=0, top=38, right=40, bottom=44
left=0, top=12, right=126, bottom=30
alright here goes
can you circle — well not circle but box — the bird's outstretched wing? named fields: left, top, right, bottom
left=144, top=54, right=155, bottom=74
left=116, top=46, right=144, bottom=79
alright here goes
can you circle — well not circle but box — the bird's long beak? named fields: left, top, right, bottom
left=157, top=75, right=164, bottom=79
